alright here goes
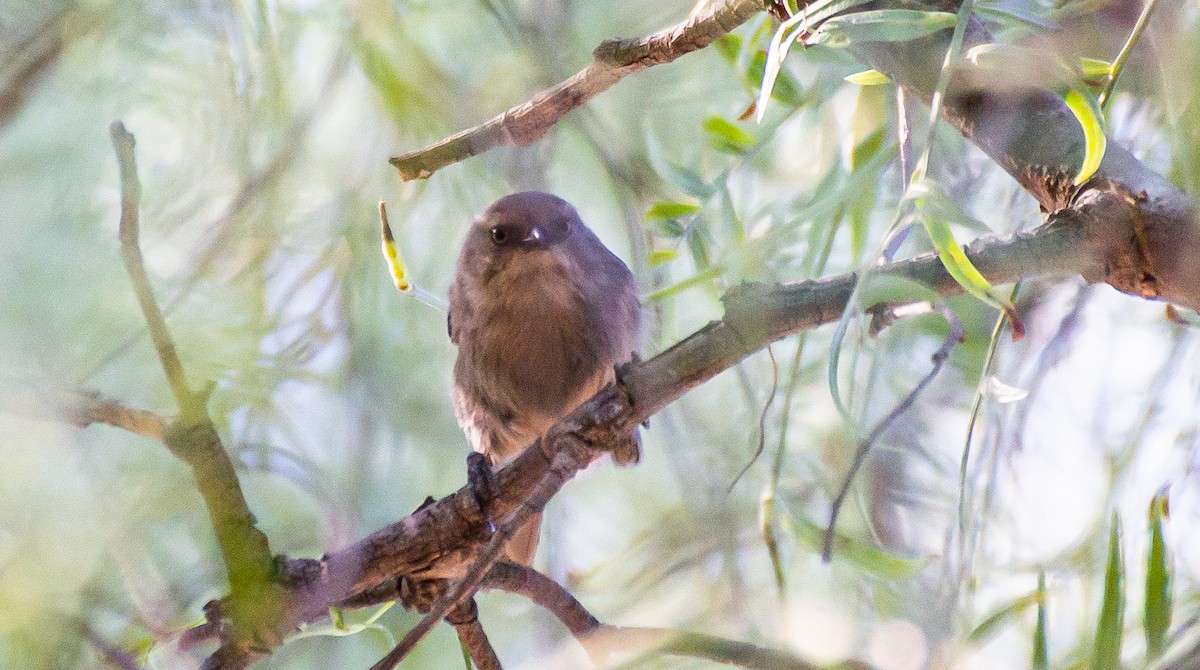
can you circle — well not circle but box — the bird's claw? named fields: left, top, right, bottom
left=466, top=452, right=499, bottom=535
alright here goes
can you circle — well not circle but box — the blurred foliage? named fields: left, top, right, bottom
left=1, top=0, right=1199, bottom=669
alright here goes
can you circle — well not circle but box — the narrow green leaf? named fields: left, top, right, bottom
left=702, top=115, right=756, bottom=154
left=845, top=69, right=893, bottom=85
left=910, top=180, right=1025, bottom=339
left=459, top=640, right=473, bottom=670
left=648, top=249, right=681, bottom=267
left=968, top=590, right=1042, bottom=644
left=849, top=125, right=886, bottom=172
left=1145, top=487, right=1172, bottom=662
left=1034, top=570, right=1049, bottom=670
left=755, top=11, right=808, bottom=122
left=1080, top=57, right=1114, bottom=79
left=1063, top=87, right=1108, bottom=185
left=644, top=265, right=725, bottom=302
left=646, top=201, right=701, bottom=220
left=714, top=33, right=742, bottom=63
left=788, top=517, right=931, bottom=579
left=672, top=166, right=713, bottom=198
left=809, top=10, right=957, bottom=48
left=745, top=51, right=805, bottom=108
left=644, top=131, right=714, bottom=198
left=1094, top=511, right=1125, bottom=670
left=685, top=223, right=712, bottom=268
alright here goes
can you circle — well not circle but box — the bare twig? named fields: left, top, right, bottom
left=482, top=562, right=876, bottom=669
left=109, top=122, right=196, bottom=415
left=388, top=0, right=768, bottom=180
left=446, top=599, right=501, bottom=670
left=727, top=344, right=778, bottom=493
left=483, top=562, right=602, bottom=638
left=0, top=382, right=168, bottom=440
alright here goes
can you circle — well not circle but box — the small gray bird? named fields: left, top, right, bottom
left=449, top=192, right=641, bottom=564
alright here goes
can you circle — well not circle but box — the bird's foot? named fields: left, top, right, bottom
left=466, top=451, right=499, bottom=536
left=399, top=576, right=446, bottom=613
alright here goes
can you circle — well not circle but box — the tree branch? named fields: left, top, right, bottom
left=388, top=0, right=769, bottom=180
left=109, top=122, right=283, bottom=665
left=445, top=599, right=501, bottom=670
left=847, top=3, right=1200, bottom=311
left=110, top=122, right=196, bottom=415
left=482, top=562, right=876, bottom=670
left=0, top=382, right=168, bottom=440
left=483, top=562, right=602, bottom=639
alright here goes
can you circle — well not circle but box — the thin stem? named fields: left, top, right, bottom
left=110, top=122, right=197, bottom=415
left=728, top=344, right=778, bottom=492
left=1098, top=0, right=1161, bottom=110
left=955, top=280, right=1020, bottom=604
left=824, top=304, right=963, bottom=561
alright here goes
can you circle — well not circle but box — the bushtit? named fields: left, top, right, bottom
left=449, top=191, right=641, bottom=564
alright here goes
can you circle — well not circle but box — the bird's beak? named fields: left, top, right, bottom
left=525, top=226, right=544, bottom=242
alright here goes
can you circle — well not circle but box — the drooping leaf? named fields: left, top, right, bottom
left=908, top=180, right=1025, bottom=339
left=1063, top=87, right=1108, bottom=185
left=788, top=516, right=932, bottom=580
left=968, top=590, right=1042, bottom=644
left=745, top=51, right=805, bottom=108
left=755, top=11, right=809, bottom=122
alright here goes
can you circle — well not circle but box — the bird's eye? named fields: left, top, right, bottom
left=489, top=226, right=508, bottom=244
